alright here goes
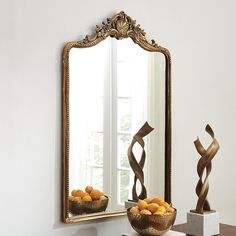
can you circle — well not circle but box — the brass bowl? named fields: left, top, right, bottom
left=127, top=208, right=177, bottom=236
left=69, top=196, right=109, bottom=215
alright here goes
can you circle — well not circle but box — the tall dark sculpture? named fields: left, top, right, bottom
left=192, top=124, right=220, bottom=214
left=127, top=122, right=154, bottom=201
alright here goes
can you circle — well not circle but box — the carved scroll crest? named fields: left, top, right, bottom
left=79, top=11, right=160, bottom=48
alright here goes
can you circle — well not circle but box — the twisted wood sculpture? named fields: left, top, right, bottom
left=192, top=124, right=220, bottom=214
left=127, top=122, right=154, bottom=201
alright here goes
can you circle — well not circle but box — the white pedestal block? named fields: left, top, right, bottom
left=124, top=200, right=137, bottom=209
left=187, top=211, right=219, bottom=236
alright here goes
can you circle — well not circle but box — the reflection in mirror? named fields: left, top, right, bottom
left=68, top=37, right=166, bottom=217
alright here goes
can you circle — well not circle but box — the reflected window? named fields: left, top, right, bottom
left=69, top=38, right=166, bottom=212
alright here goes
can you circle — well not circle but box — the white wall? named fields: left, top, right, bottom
left=1, top=0, right=236, bottom=235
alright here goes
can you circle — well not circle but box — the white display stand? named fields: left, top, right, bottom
left=122, top=231, right=185, bottom=236
left=187, top=211, right=220, bottom=236
left=124, top=200, right=137, bottom=209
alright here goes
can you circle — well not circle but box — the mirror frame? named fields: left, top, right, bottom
left=62, top=11, right=171, bottom=223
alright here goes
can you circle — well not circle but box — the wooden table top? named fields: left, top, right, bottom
left=172, top=223, right=236, bottom=236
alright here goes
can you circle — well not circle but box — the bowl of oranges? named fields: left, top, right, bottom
left=127, top=197, right=176, bottom=236
left=69, top=186, right=108, bottom=215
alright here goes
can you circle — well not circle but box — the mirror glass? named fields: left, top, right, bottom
left=68, top=37, right=166, bottom=217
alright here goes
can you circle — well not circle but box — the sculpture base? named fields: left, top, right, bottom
left=124, top=200, right=137, bottom=209
left=122, top=230, right=185, bottom=236
left=187, top=211, right=219, bottom=236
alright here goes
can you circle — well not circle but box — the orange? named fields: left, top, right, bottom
left=158, top=206, right=167, bottom=213
left=73, top=196, right=82, bottom=202
left=144, top=198, right=153, bottom=204
left=137, top=200, right=148, bottom=210
left=90, top=189, right=103, bottom=200
left=85, top=186, right=93, bottom=194
left=154, top=211, right=164, bottom=215
left=160, top=202, right=170, bottom=208
left=74, top=189, right=86, bottom=198
left=130, top=206, right=140, bottom=214
left=82, top=195, right=92, bottom=201
left=151, top=197, right=164, bottom=205
left=166, top=207, right=175, bottom=213
left=99, top=195, right=107, bottom=200
left=71, top=189, right=78, bottom=197
left=147, top=203, right=159, bottom=213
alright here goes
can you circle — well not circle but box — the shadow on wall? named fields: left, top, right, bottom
left=70, top=227, right=97, bottom=236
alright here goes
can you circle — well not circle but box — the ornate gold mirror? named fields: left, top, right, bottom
left=62, top=11, right=171, bottom=223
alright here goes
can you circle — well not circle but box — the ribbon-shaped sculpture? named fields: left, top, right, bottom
left=192, top=124, right=220, bottom=214
left=127, top=122, right=154, bottom=201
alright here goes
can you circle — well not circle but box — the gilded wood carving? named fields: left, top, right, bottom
left=62, top=11, right=172, bottom=223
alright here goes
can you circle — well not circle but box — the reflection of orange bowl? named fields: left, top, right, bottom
left=69, top=196, right=109, bottom=215
left=127, top=207, right=177, bottom=236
